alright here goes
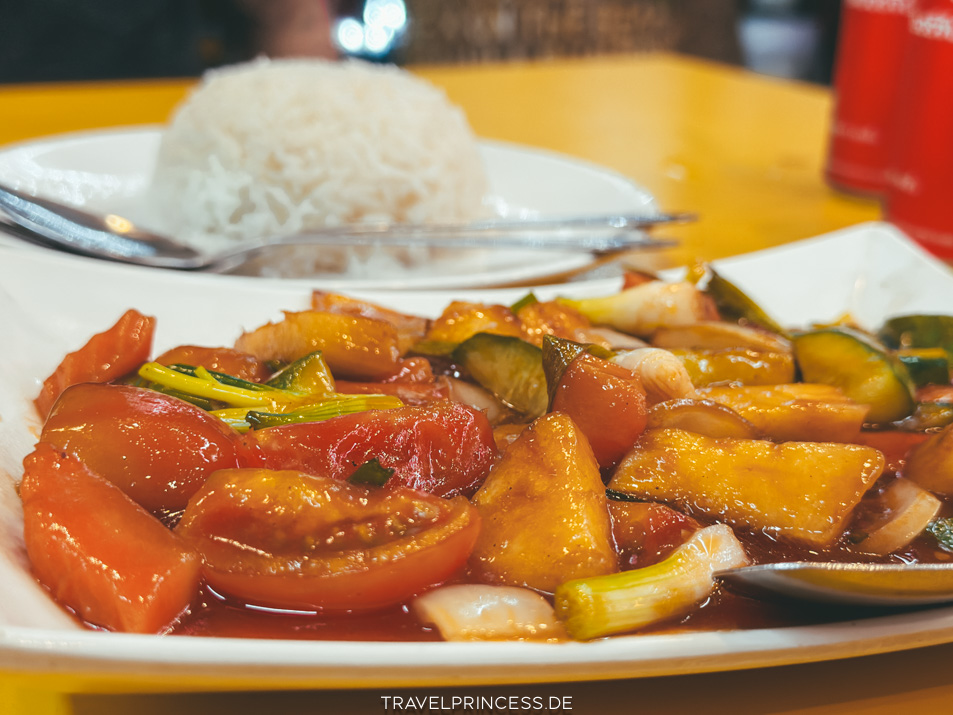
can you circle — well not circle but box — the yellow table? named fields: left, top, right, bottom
left=1, top=53, right=881, bottom=268
left=5, top=53, right=939, bottom=715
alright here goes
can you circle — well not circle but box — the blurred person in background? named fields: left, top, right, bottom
left=0, top=0, right=334, bottom=83
left=0, top=0, right=835, bottom=84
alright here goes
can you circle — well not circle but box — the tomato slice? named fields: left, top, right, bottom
left=176, top=468, right=481, bottom=612
left=550, top=352, right=648, bottom=469
left=239, top=401, right=498, bottom=497
left=20, top=443, right=202, bottom=633
left=155, top=345, right=270, bottom=382
left=41, top=383, right=242, bottom=511
left=34, top=308, right=155, bottom=419
left=608, top=499, right=699, bottom=568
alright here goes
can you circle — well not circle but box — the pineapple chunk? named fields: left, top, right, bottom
left=469, top=412, right=617, bottom=592
left=235, top=310, right=401, bottom=380
left=424, top=301, right=522, bottom=345
left=697, top=384, right=869, bottom=442
left=609, top=428, right=884, bottom=547
left=516, top=300, right=594, bottom=347
left=671, top=348, right=796, bottom=386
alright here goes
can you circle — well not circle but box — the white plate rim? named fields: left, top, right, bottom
left=1, top=221, right=952, bottom=689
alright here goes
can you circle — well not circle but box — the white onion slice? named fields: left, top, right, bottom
left=412, top=584, right=566, bottom=642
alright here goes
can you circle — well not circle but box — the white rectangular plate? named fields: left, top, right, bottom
left=2, top=221, right=953, bottom=690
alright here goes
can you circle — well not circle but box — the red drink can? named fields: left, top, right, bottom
left=825, top=0, right=915, bottom=195
left=884, top=0, right=953, bottom=259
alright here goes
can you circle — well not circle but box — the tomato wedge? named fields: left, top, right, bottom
left=155, top=345, right=270, bottom=382
left=240, top=401, right=497, bottom=497
left=34, top=308, right=155, bottom=419
left=550, top=352, right=648, bottom=469
left=41, top=383, right=242, bottom=511
left=176, top=468, right=481, bottom=612
left=20, top=443, right=202, bottom=633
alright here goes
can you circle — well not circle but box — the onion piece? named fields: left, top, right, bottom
left=850, top=478, right=942, bottom=556
left=574, top=326, right=648, bottom=351
left=412, top=584, right=566, bottom=642
left=611, top=348, right=697, bottom=404
left=647, top=399, right=763, bottom=439
left=444, top=376, right=515, bottom=424
left=652, top=321, right=792, bottom=353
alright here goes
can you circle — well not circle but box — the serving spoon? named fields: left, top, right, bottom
left=716, top=562, right=953, bottom=608
left=0, top=182, right=686, bottom=273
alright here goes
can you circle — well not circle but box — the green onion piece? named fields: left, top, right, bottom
left=138, top=362, right=300, bottom=408
left=166, top=364, right=276, bottom=392
left=510, top=292, right=539, bottom=313
left=928, top=518, right=953, bottom=553
left=348, top=458, right=394, bottom=487
left=553, top=524, right=748, bottom=640
left=245, top=394, right=404, bottom=430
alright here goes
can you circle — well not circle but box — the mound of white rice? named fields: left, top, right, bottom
left=151, top=58, right=488, bottom=276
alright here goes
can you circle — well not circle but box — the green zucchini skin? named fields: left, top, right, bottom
left=792, top=327, right=916, bottom=424
left=704, top=269, right=787, bottom=336
left=880, top=315, right=953, bottom=364
left=452, top=333, right=548, bottom=418
left=897, top=348, right=951, bottom=388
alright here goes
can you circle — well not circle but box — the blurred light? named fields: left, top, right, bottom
left=364, top=25, right=393, bottom=54
left=335, top=17, right=366, bottom=54
left=365, top=0, right=407, bottom=30
left=334, top=0, right=407, bottom=59
left=104, top=214, right=133, bottom=234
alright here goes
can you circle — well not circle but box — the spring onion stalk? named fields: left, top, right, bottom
left=553, top=524, right=749, bottom=640
left=138, top=362, right=302, bottom=408
left=165, top=364, right=277, bottom=392
left=212, top=394, right=404, bottom=432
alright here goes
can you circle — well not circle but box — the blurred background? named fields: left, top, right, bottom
left=0, top=0, right=841, bottom=85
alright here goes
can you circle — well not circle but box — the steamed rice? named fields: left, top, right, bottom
left=151, top=58, right=489, bottom=276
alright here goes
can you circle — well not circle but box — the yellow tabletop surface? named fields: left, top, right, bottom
left=5, top=52, right=949, bottom=715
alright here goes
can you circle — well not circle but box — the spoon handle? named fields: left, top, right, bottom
left=251, top=214, right=691, bottom=255
left=0, top=180, right=688, bottom=270
left=0, top=183, right=201, bottom=261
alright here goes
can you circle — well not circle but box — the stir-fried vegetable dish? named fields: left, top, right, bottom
left=19, top=270, right=953, bottom=641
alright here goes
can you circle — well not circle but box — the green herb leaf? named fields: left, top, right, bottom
left=928, top=518, right=953, bottom=553
left=347, top=458, right=394, bottom=487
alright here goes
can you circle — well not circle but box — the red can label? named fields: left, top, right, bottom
left=885, top=3, right=953, bottom=258
left=825, top=0, right=915, bottom=195
left=845, top=0, right=915, bottom=12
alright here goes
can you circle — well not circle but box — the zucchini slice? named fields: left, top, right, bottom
left=792, top=327, right=915, bottom=424
left=897, top=348, right=951, bottom=387
left=704, top=269, right=787, bottom=336
left=879, top=315, right=953, bottom=363
left=452, top=333, right=548, bottom=417
left=265, top=351, right=335, bottom=394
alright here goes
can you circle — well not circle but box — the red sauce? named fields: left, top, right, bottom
left=173, top=585, right=440, bottom=641
left=167, top=435, right=953, bottom=642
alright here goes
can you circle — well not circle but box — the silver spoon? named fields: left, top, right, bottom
left=0, top=182, right=685, bottom=272
left=716, top=562, right=953, bottom=608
